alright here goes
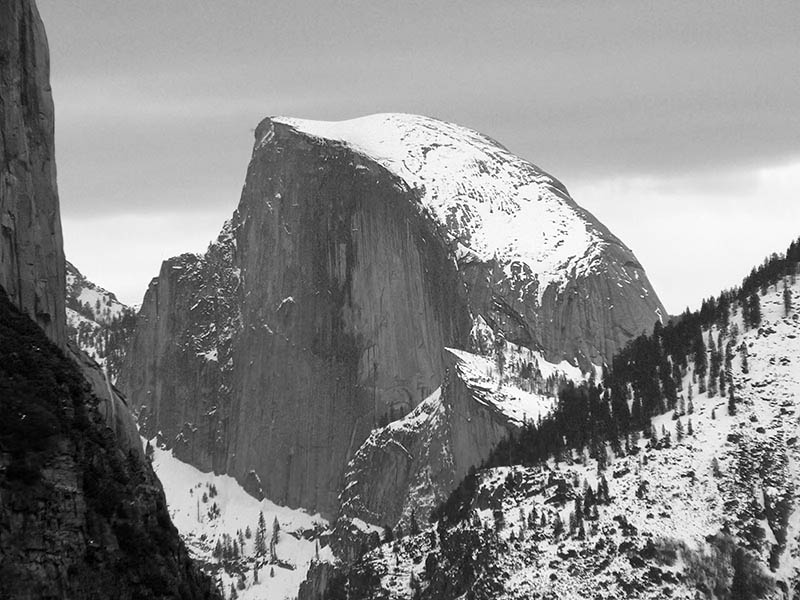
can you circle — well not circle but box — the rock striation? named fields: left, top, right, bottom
left=0, top=0, right=65, bottom=348
left=121, top=114, right=665, bottom=521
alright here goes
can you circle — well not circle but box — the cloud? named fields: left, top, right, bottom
left=571, top=159, right=800, bottom=314
left=62, top=210, right=229, bottom=306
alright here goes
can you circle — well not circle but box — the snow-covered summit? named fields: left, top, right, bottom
left=271, top=113, right=609, bottom=302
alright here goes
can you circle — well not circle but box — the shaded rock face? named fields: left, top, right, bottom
left=0, top=290, right=220, bottom=600
left=0, top=0, right=65, bottom=348
left=121, top=120, right=472, bottom=516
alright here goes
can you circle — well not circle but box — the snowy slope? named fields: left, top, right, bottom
left=311, top=275, right=800, bottom=599
left=150, top=442, right=334, bottom=600
left=272, top=113, right=610, bottom=303
left=337, top=337, right=590, bottom=537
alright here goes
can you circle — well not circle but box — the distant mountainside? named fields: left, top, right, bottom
left=119, top=112, right=665, bottom=527
left=303, top=244, right=800, bottom=600
left=65, top=260, right=136, bottom=382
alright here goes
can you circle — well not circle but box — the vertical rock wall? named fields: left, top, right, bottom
left=0, top=0, right=65, bottom=348
left=121, top=119, right=472, bottom=516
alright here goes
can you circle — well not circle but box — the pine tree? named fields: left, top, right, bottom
left=748, top=294, right=761, bottom=328
left=553, top=512, right=564, bottom=538
left=784, top=281, right=792, bottom=315
left=728, top=385, right=737, bottom=416
left=599, top=474, right=610, bottom=504
left=255, top=511, right=267, bottom=555
left=675, top=418, right=684, bottom=442
left=145, top=440, right=154, bottom=462
left=687, top=417, right=694, bottom=436
left=741, top=343, right=749, bottom=374
left=270, top=516, right=280, bottom=560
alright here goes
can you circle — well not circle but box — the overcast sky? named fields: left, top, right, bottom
left=37, top=1, right=800, bottom=312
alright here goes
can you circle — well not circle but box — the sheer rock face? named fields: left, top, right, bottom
left=121, top=115, right=665, bottom=518
left=0, top=0, right=65, bottom=348
left=121, top=119, right=472, bottom=516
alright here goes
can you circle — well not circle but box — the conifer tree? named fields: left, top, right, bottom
left=675, top=418, right=684, bottom=442
left=784, top=282, right=792, bottom=315
left=270, top=516, right=280, bottom=560
left=728, top=385, right=737, bottom=416
left=687, top=417, right=694, bottom=436
left=553, top=512, right=564, bottom=538
left=599, top=474, right=610, bottom=504
left=741, top=344, right=749, bottom=374
left=255, top=511, right=267, bottom=555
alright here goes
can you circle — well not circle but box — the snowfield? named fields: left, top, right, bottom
left=150, top=443, right=333, bottom=600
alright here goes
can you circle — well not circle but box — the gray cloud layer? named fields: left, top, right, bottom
left=38, top=1, right=800, bottom=311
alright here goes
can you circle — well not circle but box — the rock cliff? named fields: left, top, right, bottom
left=0, top=0, right=65, bottom=348
left=121, top=121, right=472, bottom=516
left=0, top=2, right=219, bottom=597
left=120, top=114, right=665, bottom=520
